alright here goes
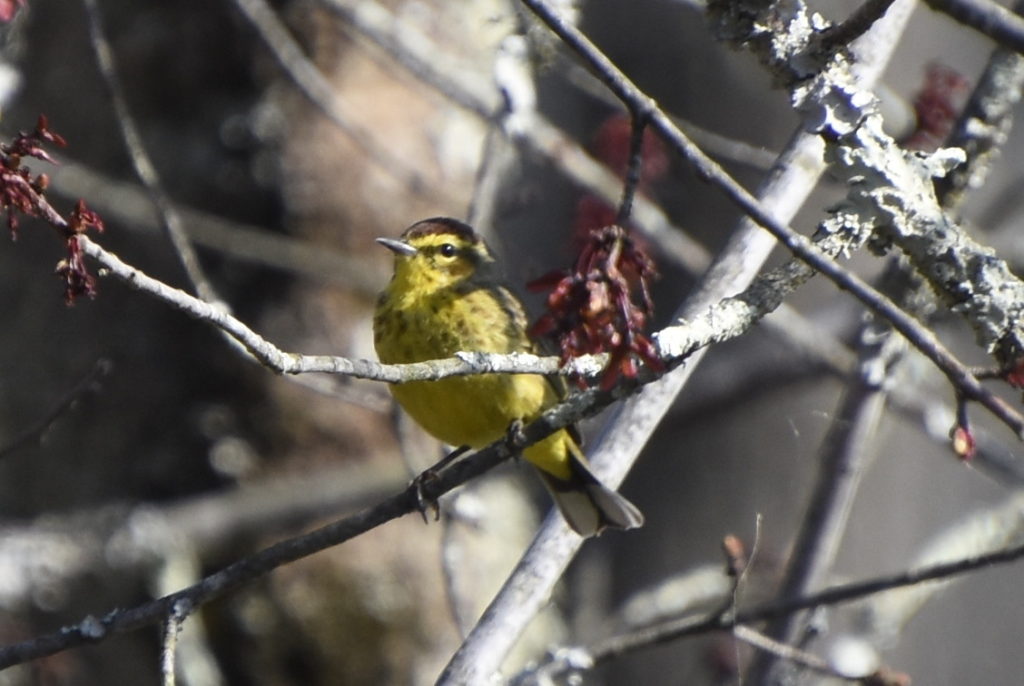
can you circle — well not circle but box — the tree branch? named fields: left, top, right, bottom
left=592, top=538, right=1024, bottom=665
left=923, top=0, right=1024, bottom=53
left=82, top=0, right=218, bottom=303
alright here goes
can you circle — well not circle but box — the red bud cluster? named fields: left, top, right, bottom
left=0, top=0, right=25, bottom=22
left=1, top=115, right=105, bottom=302
left=529, top=224, right=663, bottom=390
left=902, top=62, right=970, bottom=152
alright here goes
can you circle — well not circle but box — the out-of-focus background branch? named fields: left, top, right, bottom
left=2, top=0, right=1024, bottom=684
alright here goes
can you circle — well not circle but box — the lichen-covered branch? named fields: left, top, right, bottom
left=708, top=0, right=1024, bottom=369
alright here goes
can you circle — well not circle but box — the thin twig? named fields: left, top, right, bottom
left=0, top=359, right=111, bottom=460
left=733, top=625, right=846, bottom=680
left=923, top=0, right=1024, bottom=54
left=0, top=459, right=407, bottom=613
left=746, top=323, right=903, bottom=682
left=510, top=538, right=1024, bottom=681
left=229, top=0, right=459, bottom=205
left=590, top=539, right=1024, bottom=664
left=934, top=0, right=1024, bottom=210
left=819, top=0, right=898, bottom=51
left=81, top=0, right=219, bottom=303
left=616, top=115, right=646, bottom=224
left=0, top=387, right=612, bottom=670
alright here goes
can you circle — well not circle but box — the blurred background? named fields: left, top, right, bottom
left=0, top=0, right=1022, bottom=684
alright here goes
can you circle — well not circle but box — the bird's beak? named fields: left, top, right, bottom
left=376, top=237, right=418, bottom=257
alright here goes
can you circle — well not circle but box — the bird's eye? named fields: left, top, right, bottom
left=439, top=243, right=457, bottom=258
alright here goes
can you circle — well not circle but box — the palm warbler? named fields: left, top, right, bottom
left=373, top=217, right=643, bottom=537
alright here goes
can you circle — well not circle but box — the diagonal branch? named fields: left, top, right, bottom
left=520, top=0, right=1024, bottom=436
left=923, top=0, right=1024, bottom=53
left=81, top=0, right=218, bottom=303
left=521, top=538, right=1024, bottom=679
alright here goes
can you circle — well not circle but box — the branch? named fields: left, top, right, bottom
left=591, top=539, right=1024, bottom=665
left=0, top=460, right=405, bottom=613
left=709, top=0, right=1024, bottom=371
left=0, top=358, right=111, bottom=460
left=923, top=0, right=1024, bottom=53
left=438, top=3, right=918, bottom=680
left=861, top=490, right=1024, bottom=641
left=0, top=383, right=623, bottom=669
left=935, top=2, right=1024, bottom=210
left=511, top=538, right=1024, bottom=681
left=70, top=234, right=876, bottom=399
left=519, top=4, right=1017, bottom=435
left=746, top=322, right=904, bottom=682
left=81, top=0, right=218, bottom=303
left=229, top=0, right=460, bottom=205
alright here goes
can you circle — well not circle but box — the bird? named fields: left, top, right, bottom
left=373, top=217, right=643, bottom=537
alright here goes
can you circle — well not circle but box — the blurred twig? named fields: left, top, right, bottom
left=229, top=0, right=461, bottom=205
left=819, top=0, right=898, bottom=51
left=47, top=156, right=384, bottom=297
left=82, top=0, right=219, bottom=304
left=747, top=323, right=904, bottom=682
left=860, top=491, right=1024, bottom=641
left=935, top=0, right=1024, bottom=211
left=0, top=371, right=660, bottom=670
left=0, top=459, right=405, bottom=612
left=923, top=0, right=1024, bottom=53
left=0, top=358, right=111, bottom=460
left=511, top=538, right=1024, bottom=681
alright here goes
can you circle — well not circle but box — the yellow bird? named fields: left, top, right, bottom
left=373, top=217, right=643, bottom=537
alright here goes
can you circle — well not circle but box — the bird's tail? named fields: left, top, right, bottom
left=537, top=442, right=644, bottom=537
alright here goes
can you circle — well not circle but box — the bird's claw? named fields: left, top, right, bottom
left=504, top=419, right=527, bottom=461
left=412, top=469, right=442, bottom=523
left=411, top=444, right=470, bottom=524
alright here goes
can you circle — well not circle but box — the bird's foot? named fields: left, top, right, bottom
left=412, top=444, right=470, bottom=523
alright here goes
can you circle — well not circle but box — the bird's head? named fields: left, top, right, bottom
left=377, top=218, right=497, bottom=297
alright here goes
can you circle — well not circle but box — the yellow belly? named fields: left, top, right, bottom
left=389, top=372, right=547, bottom=449
left=375, top=289, right=574, bottom=481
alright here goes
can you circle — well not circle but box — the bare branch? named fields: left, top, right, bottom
left=935, top=5, right=1024, bottom=210
left=513, top=539, right=1024, bottom=681
left=747, top=323, right=904, bottom=681
left=0, top=358, right=111, bottom=460
left=923, top=0, right=1024, bottom=53
left=594, top=538, right=1024, bottom=663
left=819, top=0, right=899, bottom=51
left=0, top=370, right=640, bottom=670
left=81, top=0, right=218, bottom=303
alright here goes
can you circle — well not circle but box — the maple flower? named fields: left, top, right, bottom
left=529, top=224, right=663, bottom=390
